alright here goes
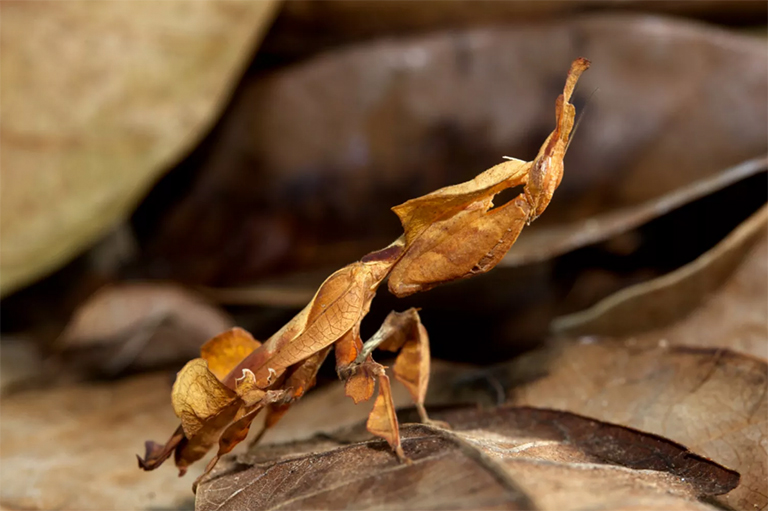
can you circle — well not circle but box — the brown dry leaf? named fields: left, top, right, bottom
left=554, top=204, right=768, bottom=358
left=144, top=15, right=767, bottom=286
left=0, top=1, right=279, bottom=296
left=56, top=282, right=234, bottom=376
left=0, top=373, right=202, bottom=510
left=503, top=340, right=767, bottom=510
left=197, top=406, right=737, bottom=511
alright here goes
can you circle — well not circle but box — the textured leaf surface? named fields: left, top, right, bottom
left=505, top=340, right=767, bottom=510
left=0, top=1, right=278, bottom=295
left=197, top=407, right=738, bottom=511
left=0, top=374, right=203, bottom=510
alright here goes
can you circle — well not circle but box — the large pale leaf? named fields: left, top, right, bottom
left=0, top=0, right=279, bottom=295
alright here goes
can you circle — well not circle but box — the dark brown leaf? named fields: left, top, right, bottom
left=553, top=204, right=768, bottom=359
left=504, top=340, right=767, bottom=510
left=197, top=406, right=737, bottom=511
left=143, top=15, right=767, bottom=286
left=262, top=1, right=767, bottom=62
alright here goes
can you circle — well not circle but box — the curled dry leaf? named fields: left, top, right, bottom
left=139, top=59, right=589, bottom=488
left=503, top=339, right=767, bottom=510
left=56, top=282, right=233, bottom=377
left=0, top=1, right=279, bottom=296
left=553, top=204, right=768, bottom=358
left=197, top=406, right=738, bottom=511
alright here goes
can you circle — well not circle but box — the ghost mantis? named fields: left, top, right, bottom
left=138, top=58, right=590, bottom=491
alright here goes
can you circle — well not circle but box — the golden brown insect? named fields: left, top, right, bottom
left=137, top=58, right=590, bottom=491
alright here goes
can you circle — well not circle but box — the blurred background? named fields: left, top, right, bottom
left=1, top=2, right=766, bottom=510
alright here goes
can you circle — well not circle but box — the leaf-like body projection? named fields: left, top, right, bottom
left=378, top=309, right=431, bottom=409
left=388, top=57, right=590, bottom=297
left=365, top=373, right=404, bottom=460
left=172, top=359, right=238, bottom=439
left=200, top=328, right=261, bottom=382
left=170, top=359, right=242, bottom=473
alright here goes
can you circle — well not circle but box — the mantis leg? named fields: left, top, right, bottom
left=337, top=308, right=447, bottom=463
left=367, top=370, right=407, bottom=462
left=194, top=405, right=264, bottom=493
left=193, top=385, right=296, bottom=491
left=358, top=308, right=449, bottom=428
left=336, top=327, right=406, bottom=460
